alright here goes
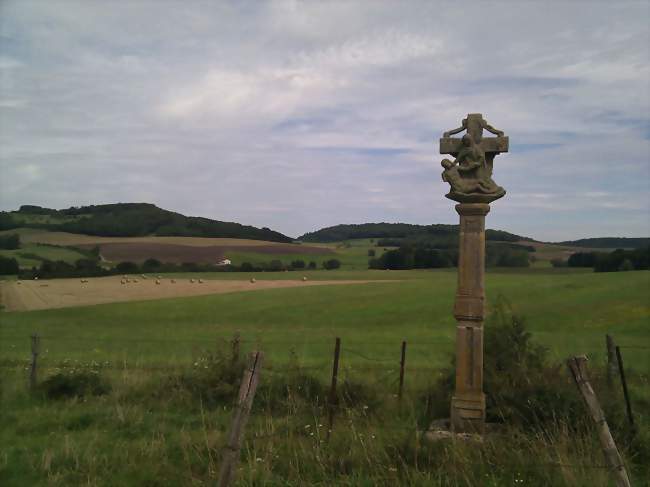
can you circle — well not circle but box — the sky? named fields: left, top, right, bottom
left=1, top=1, right=649, bottom=241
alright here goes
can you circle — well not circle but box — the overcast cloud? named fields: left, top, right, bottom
left=1, top=0, right=648, bottom=240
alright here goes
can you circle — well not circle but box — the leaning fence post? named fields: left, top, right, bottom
left=606, top=334, right=617, bottom=386
left=398, top=340, right=407, bottom=400
left=217, top=351, right=264, bottom=487
left=615, top=346, right=635, bottom=430
left=567, top=355, right=631, bottom=487
left=327, top=337, right=341, bottom=438
left=30, top=334, right=40, bottom=391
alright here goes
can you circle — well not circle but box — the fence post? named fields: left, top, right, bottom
left=217, top=351, right=264, bottom=487
left=30, top=334, right=40, bottom=391
left=606, top=334, right=617, bottom=386
left=327, top=337, right=341, bottom=438
left=567, top=355, right=631, bottom=487
left=398, top=340, right=407, bottom=400
left=615, top=346, right=635, bottom=430
left=231, top=332, right=240, bottom=365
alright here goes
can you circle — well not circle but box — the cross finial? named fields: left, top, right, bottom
left=439, top=114, right=508, bottom=204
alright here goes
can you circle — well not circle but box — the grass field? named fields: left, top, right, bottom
left=1, top=269, right=648, bottom=371
left=1, top=268, right=648, bottom=486
left=0, top=243, right=89, bottom=268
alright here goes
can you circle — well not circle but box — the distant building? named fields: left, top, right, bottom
left=216, top=259, right=232, bottom=266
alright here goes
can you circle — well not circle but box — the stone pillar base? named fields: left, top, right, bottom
left=451, top=392, right=486, bottom=434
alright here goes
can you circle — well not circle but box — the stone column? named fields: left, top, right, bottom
left=450, top=203, right=489, bottom=434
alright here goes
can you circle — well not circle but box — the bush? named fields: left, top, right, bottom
left=142, top=258, right=162, bottom=270
left=425, top=296, right=585, bottom=428
left=322, top=259, right=341, bottom=270
left=550, top=258, right=567, bottom=268
left=0, top=233, right=20, bottom=250
left=115, top=261, right=138, bottom=273
left=308, top=261, right=317, bottom=269
left=291, top=260, right=305, bottom=269
left=39, top=371, right=111, bottom=399
left=0, top=256, right=19, bottom=275
left=367, top=249, right=376, bottom=257
left=171, top=349, right=246, bottom=409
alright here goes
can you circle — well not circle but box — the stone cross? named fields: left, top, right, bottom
left=440, top=113, right=508, bottom=204
left=439, top=113, right=509, bottom=434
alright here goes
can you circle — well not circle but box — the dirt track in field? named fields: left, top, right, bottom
left=76, top=242, right=332, bottom=264
left=0, top=276, right=383, bottom=312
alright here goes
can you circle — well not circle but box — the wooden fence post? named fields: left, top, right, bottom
left=615, top=346, right=635, bottom=430
left=398, top=341, right=407, bottom=400
left=231, top=332, right=240, bottom=365
left=217, top=351, right=264, bottom=487
left=567, top=355, right=631, bottom=487
left=606, top=334, right=617, bottom=386
left=30, top=334, right=40, bottom=391
left=327, top=337, right=341, bottom=438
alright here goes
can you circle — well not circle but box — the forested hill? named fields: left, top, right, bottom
left=0, top=203, right=293, bottom=242
left=298, top=223, right=529, bottom=244
left=556, top=237, right=650, bottom=249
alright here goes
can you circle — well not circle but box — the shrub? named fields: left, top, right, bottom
left=550, top=258, right=567, bottom=268
left=115, top=261, right=138, bottom=273
left=39, top=371, right=111, bottom=399
left=0, top=256, right=19, bottom=275
left=424, top=296, right=585, bottom=428
left=291, top=259, right=305, bottom=269
left=322, top=259, right=341, bottom=270
left=0, top=233, right=20, bottom=250
left=142, top=258, right=162, bottom=270
left=170, top=349, right=245, bottom=409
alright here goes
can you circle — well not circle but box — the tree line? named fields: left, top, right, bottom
left=12, top=257, right=343, bottom=279
left=556, top=247, right=650, bottom=272
left=369, top=242, right=532, bottom=270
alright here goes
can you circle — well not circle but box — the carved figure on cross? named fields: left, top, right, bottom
left=440, top=113, right=508, bottom=204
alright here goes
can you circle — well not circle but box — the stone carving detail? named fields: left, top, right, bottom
left=440, top=113, right=508, bottom=204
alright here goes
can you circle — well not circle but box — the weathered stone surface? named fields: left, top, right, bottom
left=440, top=113, right=508, bottom=204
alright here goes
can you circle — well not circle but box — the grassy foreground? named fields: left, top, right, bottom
left=1, top=269, right=649, bottom=486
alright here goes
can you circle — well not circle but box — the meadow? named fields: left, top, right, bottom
left=1, top=268, right=649, bottom=485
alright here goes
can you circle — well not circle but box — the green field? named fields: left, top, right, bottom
left=0, top=243, right=90, bottom=268
left=1, top=269, right=648, bottom=370
left=1, top=268, right=648, bottom=486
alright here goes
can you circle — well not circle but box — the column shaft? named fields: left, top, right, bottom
left=450, top=203, right=489, bottom=433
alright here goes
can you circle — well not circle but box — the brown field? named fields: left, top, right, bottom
left=0, top=276, right=383, bottom=312
left=76, top=242, right=331, bottom=264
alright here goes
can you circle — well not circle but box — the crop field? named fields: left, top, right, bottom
left=0, top=275, right=394, bottom=312
left=1, top=268, right=648, bottom=370
left=0, top=243, right=89, bottom=268
left=1, top=268, right=648, bottom=486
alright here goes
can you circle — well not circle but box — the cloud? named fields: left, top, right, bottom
left=0, top=0, right=648, bottom=240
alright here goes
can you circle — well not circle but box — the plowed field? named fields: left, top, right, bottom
left=76, top=242, right=331, bottom=264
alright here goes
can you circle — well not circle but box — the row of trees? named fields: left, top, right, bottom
left=14, top=257, right=343, bottom=279
left=562, top=247, right=650, bottom=272
left=369, top=243, right=531, bottom=270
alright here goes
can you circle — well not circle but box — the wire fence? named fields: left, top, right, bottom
left=3, top=333, right=645, bottom=480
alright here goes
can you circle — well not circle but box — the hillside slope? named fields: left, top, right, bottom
left=555, top=237, right=649, bottom=249
left=0, top=203, right=292, bottom=243
left=298, top=222, right=529, bottom=244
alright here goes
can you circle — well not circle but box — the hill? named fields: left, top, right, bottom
left=555, top=237, right=650, bottom=249
left=0, top=203, right=292, bottom=243
left=298, top=222, right=529, bottom=245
